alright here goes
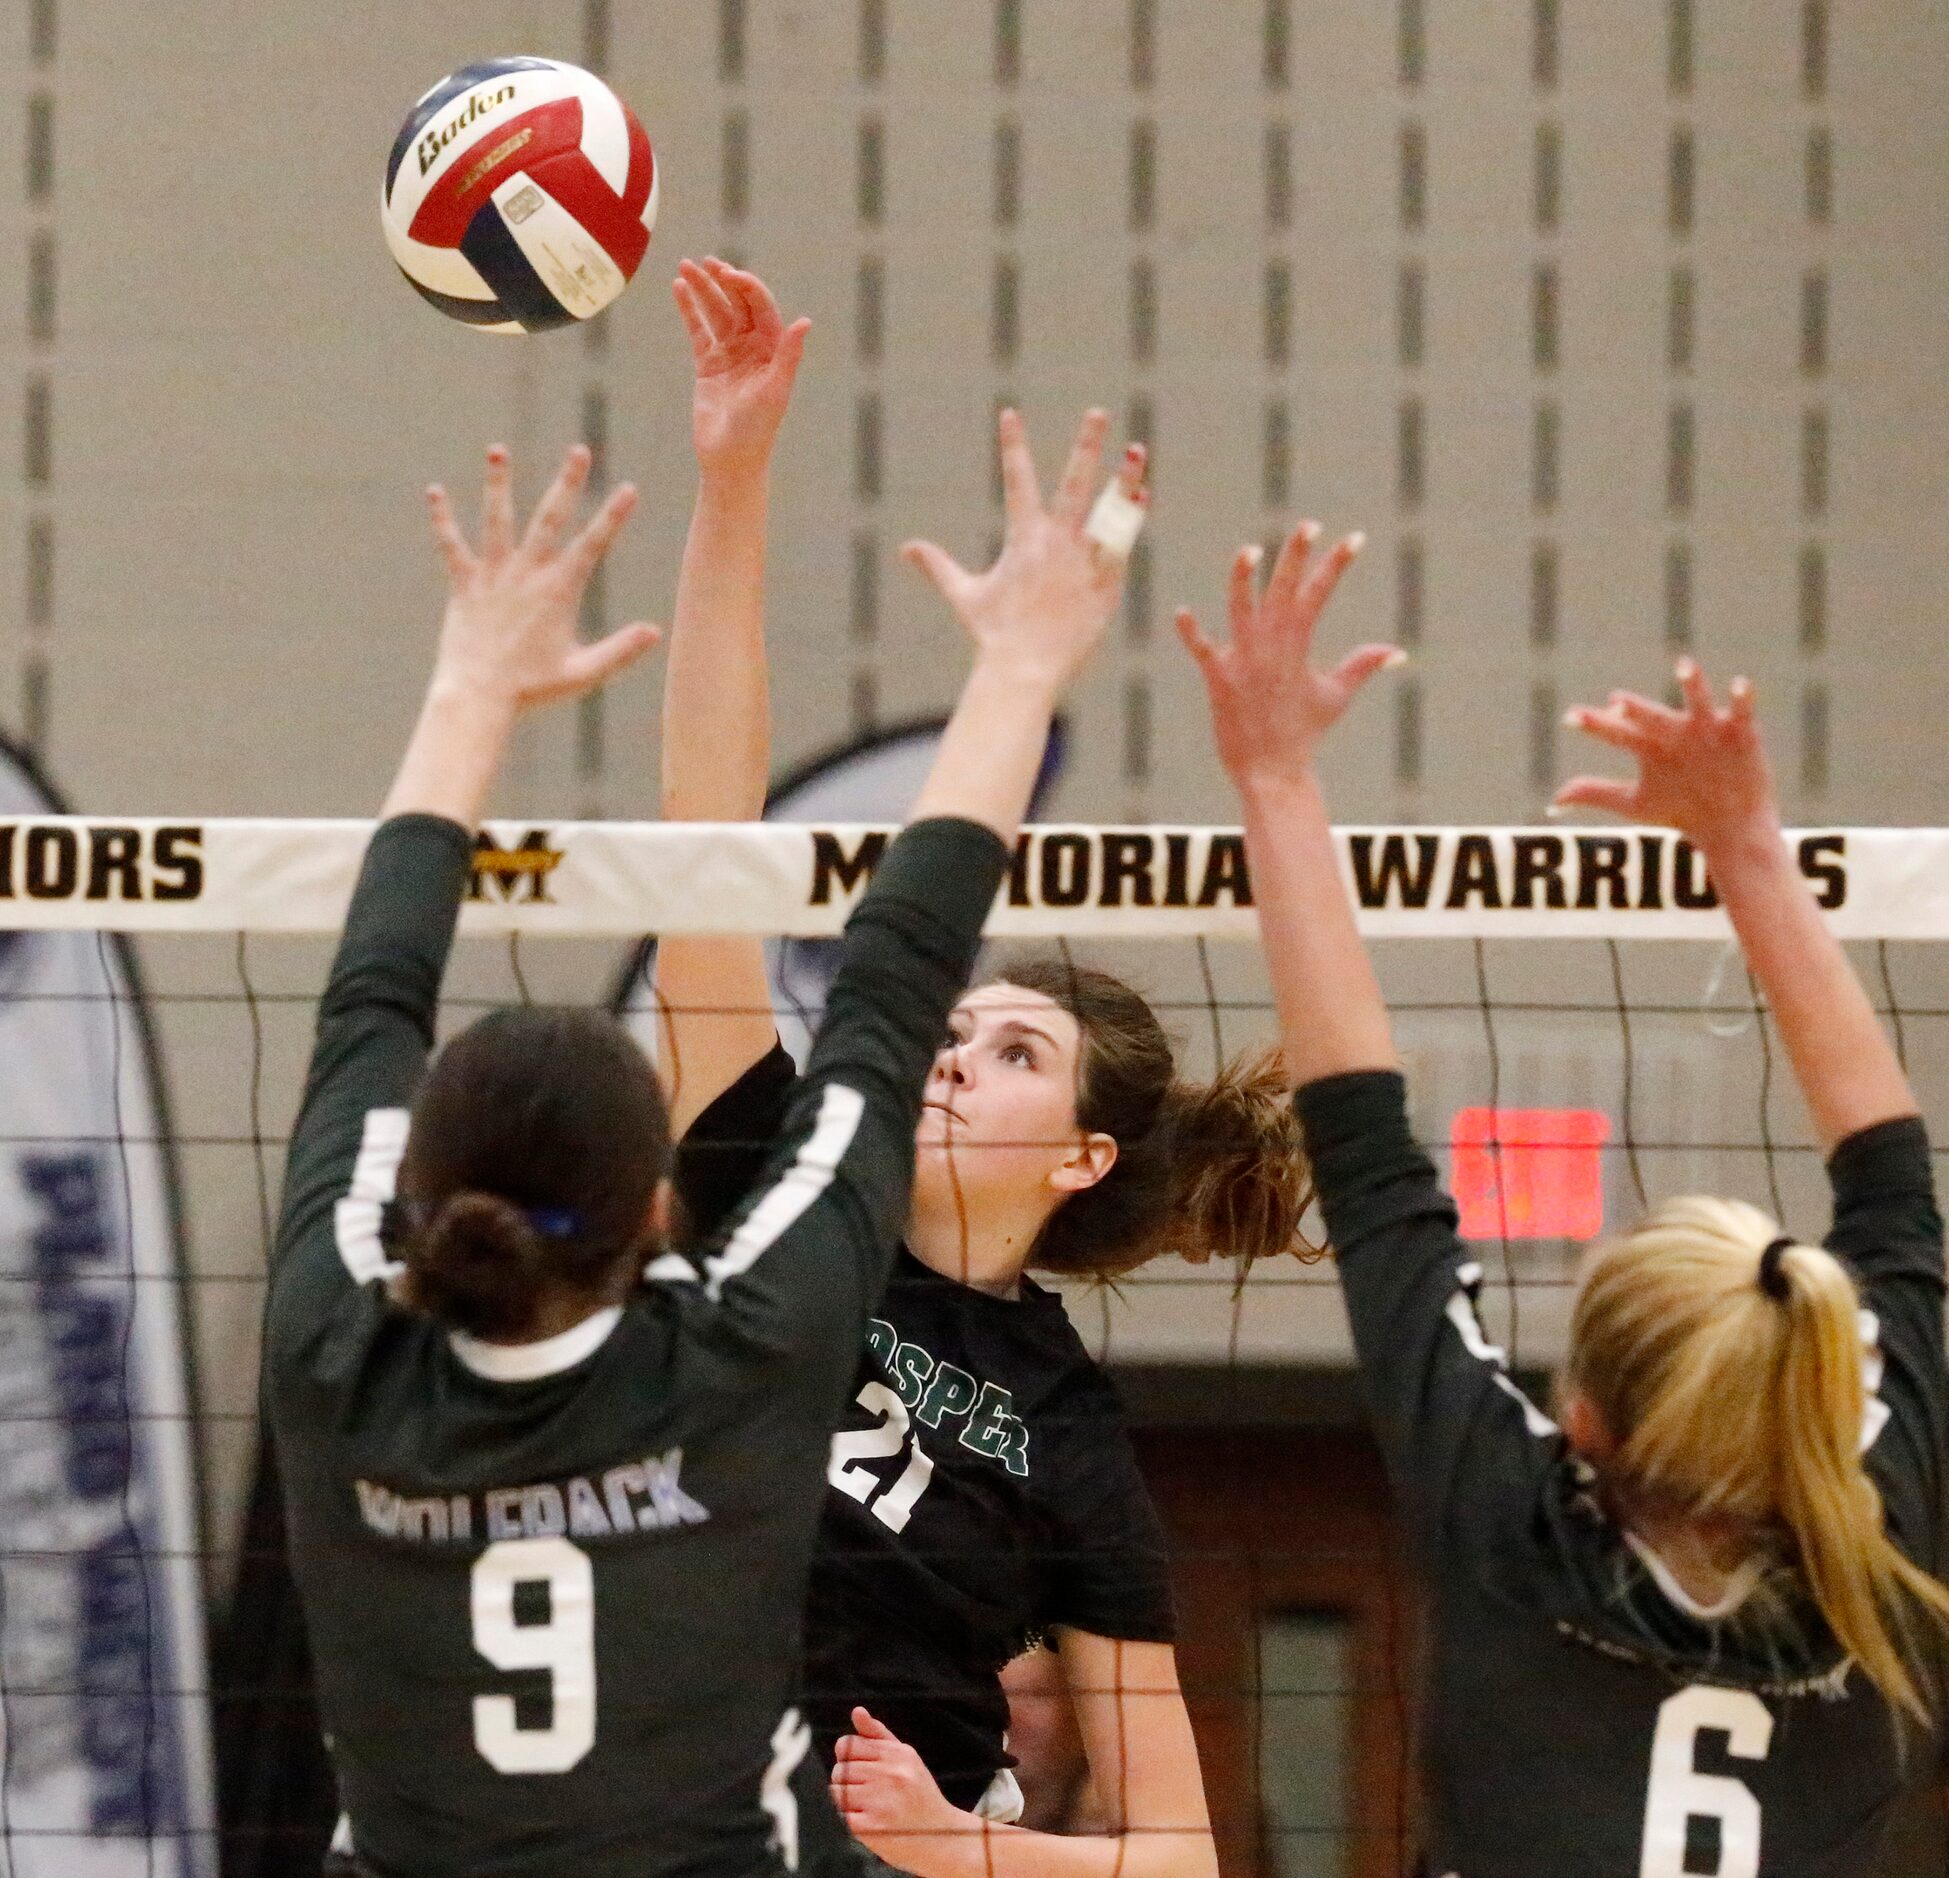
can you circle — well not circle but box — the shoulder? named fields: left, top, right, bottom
left=1009, top=1278, right=1116, bottom=1394
left=1014, top=1307, right=1142, bottom=1479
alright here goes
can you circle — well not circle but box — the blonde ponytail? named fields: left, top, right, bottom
left=1570, top=1197, right=1949, bottom=1725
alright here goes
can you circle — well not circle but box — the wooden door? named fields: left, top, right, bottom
left=1137, top=1427, right=1419, bottom=1878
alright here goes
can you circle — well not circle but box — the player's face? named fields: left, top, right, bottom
left=914, top=983, right=1112, bottom=1209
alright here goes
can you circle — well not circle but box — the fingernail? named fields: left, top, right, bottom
left=1301, top=519, right=1322, bottom=541
left=1544, top=803, right=1568, bottom=820
left=1245, top=544, right=1265, bottom=566
left=1381, top=648, right=1409, bottom=670
left=1561, top=710, right=1582, bottom=729
left=1675, top=656, right=1696, bottom=679
left=1346, top=531, right=1368, bottom=556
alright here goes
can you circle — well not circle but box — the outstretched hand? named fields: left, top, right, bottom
left=424, top=443, right=660, bottom=715
left=904, top=407, right=1148, bottom=697
left=674, top=257, right=811, bottom=482
left=1556, top=657, right=1781, bottom=854
left=830, top=1707, right=972, bottom=1869
left=1176, top=520, right=1391, bottom=789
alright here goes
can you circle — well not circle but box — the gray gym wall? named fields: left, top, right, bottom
left=3, top=0, right=1944, bottom=1579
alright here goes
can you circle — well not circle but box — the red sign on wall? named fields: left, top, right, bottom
left=1450, top=1107, right=1611, bottom=1241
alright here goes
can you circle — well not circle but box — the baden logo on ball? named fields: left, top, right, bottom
left=382, top=57, right=658, bottom=334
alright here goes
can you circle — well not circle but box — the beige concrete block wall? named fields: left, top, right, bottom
left=2, top=0, right=1944, bottom=1577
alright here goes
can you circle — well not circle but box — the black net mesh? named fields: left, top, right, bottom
left=4, top=918, right=1948, bottom=1875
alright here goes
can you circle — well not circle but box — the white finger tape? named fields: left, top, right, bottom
left=1084, top=484, right=1147, bottom=561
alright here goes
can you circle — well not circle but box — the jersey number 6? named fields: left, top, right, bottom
left=1638, top=1685, right=1773, bottom=1878
left=471, top=1536, right=597, bottom=1774
left=828, top=1381, right=936, bottom=1533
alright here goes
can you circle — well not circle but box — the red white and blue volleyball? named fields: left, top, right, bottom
left=383, top=58, right=658, bottom=335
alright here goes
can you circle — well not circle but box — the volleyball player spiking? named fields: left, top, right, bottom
left=655, top=260, right=1314, bottom=1878
left=269, top=421, right=1112, bottom=1877
left=1178, top=521, right=1949, bottom=1876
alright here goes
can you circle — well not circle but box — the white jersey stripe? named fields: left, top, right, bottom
left=334, top=1106, right=411, bottom=1284
left=702, top=1083, right=867, bottom=1302
left=1447, top=1261, right=1559, bottom=1440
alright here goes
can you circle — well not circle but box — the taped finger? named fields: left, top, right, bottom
left=1083, top=480, right=1148, bottom=563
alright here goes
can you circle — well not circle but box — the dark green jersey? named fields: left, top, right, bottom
left=1302, top=1071, right=1946, bottom=1878
left=264, top=812, right=1007, bottom=1878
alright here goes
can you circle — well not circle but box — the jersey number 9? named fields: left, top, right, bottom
left=471, top=1536, right=598, bottom=1774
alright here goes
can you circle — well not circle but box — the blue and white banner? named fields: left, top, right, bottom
left=0, top=737, right=214, bottom=1878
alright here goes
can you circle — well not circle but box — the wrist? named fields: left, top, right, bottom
left=1694, top=817, right=1789, bottom=883
left=423, top=669, right=521, bottom=727
left=966, top=650, right=1068, bottom=709
left=932, top=1813, right=992, bottom=1878
left=695, top=456, right=773, bottom=502
left=1235, top=765, right=1326, bottom=811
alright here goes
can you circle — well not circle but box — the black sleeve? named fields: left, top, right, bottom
left=1821, top=1114, right=1946, bottom=1566
left=1039, top=1385, right=1176, bottom=1643
left=682, top=818, right=1008, bottom=1376
left=1297, top=1069, right=1559, bottom=1565
left=674, top=1041, right=798, bottom=1244
left=264, top=814, right=473, bottom=1356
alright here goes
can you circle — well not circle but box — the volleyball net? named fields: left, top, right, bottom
left=7, top=815, right=1949, bottom=1876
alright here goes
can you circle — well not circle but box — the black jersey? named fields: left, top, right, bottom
left=1298, top=1069, right=1946, bottom=1878
left=264, top=811, right=1008, bottom=1878
left=677, top=1046, right=1176, bottom=1811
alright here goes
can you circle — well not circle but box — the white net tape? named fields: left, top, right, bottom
left=0, top=817, right=1940, bottom=938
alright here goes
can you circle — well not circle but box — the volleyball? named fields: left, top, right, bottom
left=382, top=57, right=658, bottom=335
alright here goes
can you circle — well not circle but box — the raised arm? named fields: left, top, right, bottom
left=1557, top=658, right=1916, bottom=1150
left=1174, top=523, right=1395, bottom=1083
left=271, top=447, right=657, bottom=1338
left=654, top=259, right=810, bottom=1134
left=385, top=445, right=656, bottom=828
left=683, top=409, right=1145, bottom=1360
left=1180, top=525, right=1570, bottom=1561
left=907, top=407, right=1145, bottom=840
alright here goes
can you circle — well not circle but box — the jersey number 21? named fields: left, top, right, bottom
left=1639, top=1685, right=1773, bottom=1878
left=828, top=1381, right=936, bottom=1533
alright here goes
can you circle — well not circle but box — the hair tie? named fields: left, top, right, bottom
left=526, top=1207, right=580, bottom=1240
left=1758, top=1235, right=1795, bottom=1301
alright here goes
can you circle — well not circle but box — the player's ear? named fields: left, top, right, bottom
left=1049, top=1132, right=1117, bottom=1197
left=1560, top=1388, right=1614, bottom=1464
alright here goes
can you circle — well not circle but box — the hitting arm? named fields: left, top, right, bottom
left=654, top=260, right=810, bottom=1135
